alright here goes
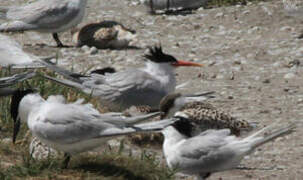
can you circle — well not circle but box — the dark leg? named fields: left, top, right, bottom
left=52, top=33, right=65, bottom=47
left=62, top=153, right=71, bottom=168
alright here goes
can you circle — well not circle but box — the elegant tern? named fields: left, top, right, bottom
left=159, top=92, right=256, bottom=136
left=10, top=89, right=177, bottom=167
left=0, top=0, right=88, bottom=47
left=162, top=118, right=296, bottom=179
left=40, top=46, right=204, bottom=111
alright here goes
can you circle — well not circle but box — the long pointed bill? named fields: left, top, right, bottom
left=13, top=118, right=21, bottom=144
left=173, top=60, right=204, bottom=67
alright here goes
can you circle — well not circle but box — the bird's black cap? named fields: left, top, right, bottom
left=144, top=46, right=177, bottom=63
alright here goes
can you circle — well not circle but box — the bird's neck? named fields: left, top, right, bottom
left=143, top=61, right=176, bottom=93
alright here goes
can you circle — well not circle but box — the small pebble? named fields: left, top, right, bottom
left=284, top=73, right=296, bottom=80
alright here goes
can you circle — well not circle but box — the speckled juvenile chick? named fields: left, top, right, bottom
left=71, top=21, right=136, bottom=49
left=160, top=92, right=256, bottom=136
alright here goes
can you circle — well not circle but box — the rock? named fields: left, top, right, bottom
left=284, top=73, right=296, bottom=80
left=215, top=12, right=224, bottom=18
left=89, top=47, right=98, bottom=55
left=262, top=79, right=270, bottom=84
left=81, top=45, right=90, bottom=52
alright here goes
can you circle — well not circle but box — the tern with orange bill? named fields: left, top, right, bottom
left=41, top=46, right=204, bottom=111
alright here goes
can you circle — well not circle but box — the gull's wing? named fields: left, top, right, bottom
left=30, top=101, right=160, bottom=145
left=0, top=72, right=36, bottom=88
left=0, top=0, right=81, bottom=32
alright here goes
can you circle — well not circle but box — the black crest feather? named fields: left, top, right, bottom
left=144, top=46, right=177, bottom=63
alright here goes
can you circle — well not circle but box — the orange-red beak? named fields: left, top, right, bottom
left=172, top=60, right=204, bottom=67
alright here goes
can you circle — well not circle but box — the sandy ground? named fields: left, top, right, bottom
left=0, top=0, right=303, bottom=179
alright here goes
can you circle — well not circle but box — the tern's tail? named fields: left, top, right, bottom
left=105, top=112, right=161, bottom=127
left=0, top=72, right=36, bottom=88
left=39, top=60, right=83, bottom=83
left=0, top=21, right=35, bottom=32
left=100, top=118, right=178, bottom=137
left=43, top=74, right=85, bottom=91
left=245, top=122, right=296, bottom=150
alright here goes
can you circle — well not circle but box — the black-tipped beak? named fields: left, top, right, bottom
left=13, top=118, right=21, bottom=144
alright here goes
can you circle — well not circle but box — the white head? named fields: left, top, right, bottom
left=143, top=46, right=204, bottom=93
left=143, top=46, right=204, bottom=74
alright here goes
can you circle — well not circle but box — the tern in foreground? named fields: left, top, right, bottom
left=0, top=0, right=88, bottom=47
left=162, top=118, right=296, bottom=180
left=10, top=89, right=178, bottom=167
left=41, top=46, right=204, bottom=111
left=159, top=92, right=256, bottom=136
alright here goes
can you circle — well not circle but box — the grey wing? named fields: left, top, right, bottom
left=176, top=129, right=237, bottom=172
left=87, top=69, right=166, bottom=108
left=6, top=0, right=80, bottom=30
left=180, top=129, right=231, bottom=159
left=31, top=103, right=115, bottom=145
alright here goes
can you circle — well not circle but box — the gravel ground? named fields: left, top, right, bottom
left=0, top=0, right=303, bottom=179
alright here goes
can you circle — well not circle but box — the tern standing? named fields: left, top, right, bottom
left=0, top=0, right=88, bottom=47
